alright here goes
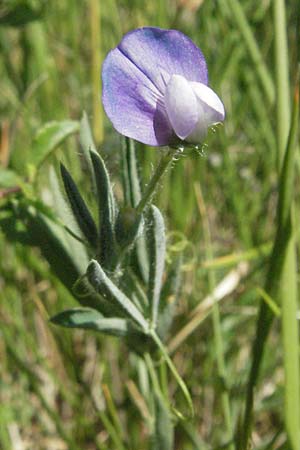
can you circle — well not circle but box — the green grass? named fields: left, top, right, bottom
left=0, top=0, right=299, bottom=449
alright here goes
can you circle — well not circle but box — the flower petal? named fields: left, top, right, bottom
left=118, top=27, right=208, bottom=93
left=186, top=82, right=225, bottom=143
left=102, top=48, right=175, bottom=146
left=164, top=74, right=199, bottom=140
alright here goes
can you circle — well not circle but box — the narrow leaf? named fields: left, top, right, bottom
left=90, top=150, right=116, bottom=269
left=147, top=205, right=166, bottom=326
left=50, top=307, right=131, bottom=337
left=121, top=137, right=142, bottom=207
left=86, top=259, right=148, bottom=331
left=60, top=163, right=98, bottom=247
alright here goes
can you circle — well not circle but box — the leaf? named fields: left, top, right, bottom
left=50, top=307, right=132, bottom=337
left=147, top=205, right=166, bottom=326
left=121, top=137, right=142, bottom=208
left=48, top=166, right=89, bottom=267
left=86, top=259, right=149, bottom=332
left=90, top=150, right=117, bottom=269
left=60, top=163, right=98, bottom=248
left=0, top=199, right=82, bottom=289
left=151, top=393, right=174, bottom=450
left=28, top=120, right=79, bottom=172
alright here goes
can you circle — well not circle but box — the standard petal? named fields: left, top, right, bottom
left=164, top=74, right=199, bottom=140
left=102, top=48, right=175, bottom=146
left=118, top=27, right=208, bottom=93
left=186, top=82, right=225, bottom=143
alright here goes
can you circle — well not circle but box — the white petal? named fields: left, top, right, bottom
left=186, top=82, right=225, bottom=143
left=164, top=74, right=199, bottom=140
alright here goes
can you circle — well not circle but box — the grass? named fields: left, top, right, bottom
left=0, top=0, right=299, bottom=449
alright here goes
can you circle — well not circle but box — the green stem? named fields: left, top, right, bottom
left=150, top=330, right=194, bottom=418
left=273, top=0, right=290, bottom=171
left=136, top=147, right=176, bottom=215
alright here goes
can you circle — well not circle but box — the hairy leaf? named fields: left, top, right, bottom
left=90, top=150, right=116, bottom=269
left=60, top=163, right=98, bottom=247
left=87, top=259, right=148, bottom=331
left=147, top=205, right=166, bottom=326
left=50, top=307, right=132, bottom=337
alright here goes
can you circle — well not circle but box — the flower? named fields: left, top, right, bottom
left=102, top=27, right=225, bottom=147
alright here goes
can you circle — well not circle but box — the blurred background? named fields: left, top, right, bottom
left=0, top=0, right=299, bottom=449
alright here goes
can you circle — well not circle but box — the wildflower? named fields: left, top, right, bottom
left=102, top=27, right=224, bottom=146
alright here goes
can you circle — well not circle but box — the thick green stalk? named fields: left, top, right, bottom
left=274, top=0, right=290, bottom=171
left=273, top=3, right=299, bottom=448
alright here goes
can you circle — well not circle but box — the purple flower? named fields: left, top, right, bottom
left=102, top=27, right=225, bottom=147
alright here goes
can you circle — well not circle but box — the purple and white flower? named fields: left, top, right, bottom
left=102, top=27, right=225, bottom=146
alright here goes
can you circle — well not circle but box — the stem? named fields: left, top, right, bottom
left=278, top=77, right=300, bottom=450
left=136, top=147, right=176, bottom=215
left=194, top=182, right=234, bottom=449
left=150, top=330, right=194, bottom=418
left=274, top=0, right=290, bottom=171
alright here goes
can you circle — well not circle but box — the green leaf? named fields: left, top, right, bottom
left=48, top=166, right=89, bottom=267
left=60, top=163, right=98, bottom=248
left=28, top=120, right=79, bottom=173
left=90, top=150, right=116, bottom=269
left=147, top=205, right=166, bottom=326
left=151, top=393, right=174, bottom=450
left=86, top=259, right=149, bottom=332
left=0, top=199, right=83, bottom=290
left=50, top=307, right=132, bottom=337
left=121, top=137, right=142, bottom=208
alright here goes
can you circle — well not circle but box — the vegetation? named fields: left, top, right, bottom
left=0, top=0, right=299, bottom=449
